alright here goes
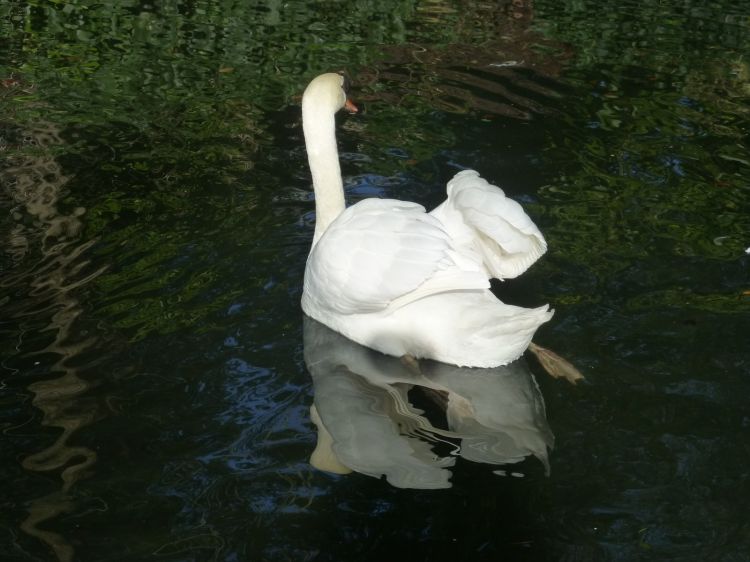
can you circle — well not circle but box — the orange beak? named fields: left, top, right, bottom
left=344, top=99, right=359, bottom=114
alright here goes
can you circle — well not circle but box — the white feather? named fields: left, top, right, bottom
left=431, top=169, right=547, bottom=280
left=301, top=74, right=553, bottom=367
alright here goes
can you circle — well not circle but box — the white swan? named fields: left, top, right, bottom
left=301, top=72, right=553, bottom=367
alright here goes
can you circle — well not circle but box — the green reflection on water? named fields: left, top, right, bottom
left=531, top=0, right=750, bottom=316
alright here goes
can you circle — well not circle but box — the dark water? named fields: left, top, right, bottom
left=1, top=1, right=749, bottom=560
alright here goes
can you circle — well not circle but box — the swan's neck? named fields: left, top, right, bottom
left=302, top=98, right=345, bottom=246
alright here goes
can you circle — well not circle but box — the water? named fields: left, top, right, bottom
left=1, top=1, right=749, bottom=560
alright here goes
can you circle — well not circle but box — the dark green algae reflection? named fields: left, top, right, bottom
left=1, top=0, right=749, bottom=560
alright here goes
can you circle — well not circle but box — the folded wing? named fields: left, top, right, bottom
left=304, top=198, right=489, bottom=315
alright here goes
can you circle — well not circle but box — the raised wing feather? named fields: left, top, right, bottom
left=439, top=170, right=547, bottom=279
left=305, top=198, right=488, bottom=315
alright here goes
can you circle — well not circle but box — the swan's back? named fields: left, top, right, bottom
left=303, top=197, right=488, bottom=317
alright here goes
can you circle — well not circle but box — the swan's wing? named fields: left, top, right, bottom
left=435, top=169, right=547, bottom=279
left=305, top=198, right=488, bottom=315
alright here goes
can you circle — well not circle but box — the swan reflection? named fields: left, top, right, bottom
left=303, top=316, right=554, bottom=489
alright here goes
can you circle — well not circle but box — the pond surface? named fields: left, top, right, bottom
left=2, top=1, right=749, bottom=560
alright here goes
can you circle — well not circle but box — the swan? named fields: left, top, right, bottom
left=301, top=72, right=553, bottom=368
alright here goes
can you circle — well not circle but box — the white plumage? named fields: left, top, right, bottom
left=301, top=73, right=553, bottom=367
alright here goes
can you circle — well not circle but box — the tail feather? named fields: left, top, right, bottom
left=467, top=303, right=553, bottom=366
left=399, top=292, right=554, bottom=367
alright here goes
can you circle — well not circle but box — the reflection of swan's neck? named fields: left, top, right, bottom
left=302, top=96, right=345, bottom=246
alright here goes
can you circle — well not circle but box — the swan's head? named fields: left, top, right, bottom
left=302, top=72, right=358, bottom=115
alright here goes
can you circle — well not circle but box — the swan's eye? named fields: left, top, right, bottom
left=337, top=71, right=351, bottom=94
